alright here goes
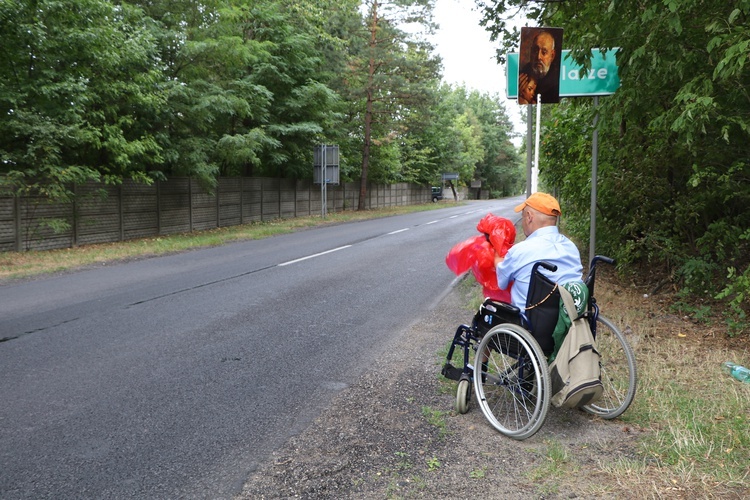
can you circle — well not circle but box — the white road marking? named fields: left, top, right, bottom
left=278, top=245, right=352, bottom=266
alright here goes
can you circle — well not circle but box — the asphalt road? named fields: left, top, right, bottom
left=0, top=197, right=523, bottom=499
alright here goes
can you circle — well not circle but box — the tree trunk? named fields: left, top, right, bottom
left=358, top=1, right=378, bottom=211
left=359, top=101, right=372, bottom=210
left=448, top=180, right=457, bottom=201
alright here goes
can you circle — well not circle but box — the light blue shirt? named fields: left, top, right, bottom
left=496, top=225, right=583, bottom=312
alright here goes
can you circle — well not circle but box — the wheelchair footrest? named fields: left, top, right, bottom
left=441, top=362, right=464, bottom=381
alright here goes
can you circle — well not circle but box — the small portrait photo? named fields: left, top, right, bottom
left=518, top=27, right=563, bottom=104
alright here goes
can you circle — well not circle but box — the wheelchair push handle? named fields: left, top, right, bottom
left=590, top=255, right=615, bottom=268
left=532, top=261, right=558, bottom=274
left=586, top=255, right=616, bottom=300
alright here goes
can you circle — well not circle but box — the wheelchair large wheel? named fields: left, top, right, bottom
left=583, top=315, right=637, bottom=419
left=473, top=324, right=550, bottom=440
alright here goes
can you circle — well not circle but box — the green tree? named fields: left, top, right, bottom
left=0, top=0, right=163, bottom=201
left=465, top=89, right=523, bottom=197
left=420, top=85, right=521, bottom=197
left=477, top=0, right=750, bottom=329
left=130, top=0, right=347, bottom=186
left=232, top=0, right=346, bottom=178
left=346, top=0, right=441, bottom=209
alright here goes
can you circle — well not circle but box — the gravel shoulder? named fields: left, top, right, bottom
left=239, top=279, right=647, bottom=499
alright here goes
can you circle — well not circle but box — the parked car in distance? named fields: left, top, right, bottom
left=431, top=187, right=443, bottom=202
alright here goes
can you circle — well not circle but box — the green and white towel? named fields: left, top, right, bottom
left=549, top=280, right=589, bottom=362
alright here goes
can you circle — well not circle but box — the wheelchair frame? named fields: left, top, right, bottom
left=441, top=255, right=638, bottom=440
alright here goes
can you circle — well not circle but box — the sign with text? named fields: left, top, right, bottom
left=507, top=49, right=620, bottom=99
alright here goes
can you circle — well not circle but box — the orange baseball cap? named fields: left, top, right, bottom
left=514, top=192, right=561, bottom=216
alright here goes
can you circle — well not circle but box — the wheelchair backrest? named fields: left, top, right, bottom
left=525, top=264, right=562, bottom=355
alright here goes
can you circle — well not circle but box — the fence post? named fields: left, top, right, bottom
left=14, top=195, right=21, bottom=252
left=188, top=177, right=193, bottom=232
left=157, top=180, right=162, bottom=235
left=240, top=177, right=244, bottom=225
left=119, top=184, right=124, bottom=241
left=72, top=183, right=78, bottom=247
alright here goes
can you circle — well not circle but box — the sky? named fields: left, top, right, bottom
left=430, top=0, right=528, bottom=145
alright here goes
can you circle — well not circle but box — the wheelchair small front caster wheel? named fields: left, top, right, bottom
left=456, top=377, right=471, bottom=414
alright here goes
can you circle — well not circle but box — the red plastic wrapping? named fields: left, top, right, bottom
left=477, top=213, right=515, bottom=257
left=445, top=213, right=516, bottom=303
left=445, top=235, right=486, bottom=276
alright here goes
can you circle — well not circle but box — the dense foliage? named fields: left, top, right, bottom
left=0, top=0, right=521, bottom=206
left=478, top=0, right=750, bottom=332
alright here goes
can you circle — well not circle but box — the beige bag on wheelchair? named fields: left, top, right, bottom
left=549, top=286, right=603, bottom=408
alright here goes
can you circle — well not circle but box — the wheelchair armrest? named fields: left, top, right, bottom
left=482, top=299, right=521, bottom=317
left=473, top=299, right=522, bottom=335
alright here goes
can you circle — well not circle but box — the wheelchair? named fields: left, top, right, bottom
left=441, top=256, right=637, bottom=440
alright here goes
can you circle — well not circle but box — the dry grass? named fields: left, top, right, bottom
left=457, top=261, right=749, bottom=498
left=450, top=257, right=749, bottom=497
left=588, top=268, right=750, bottom=498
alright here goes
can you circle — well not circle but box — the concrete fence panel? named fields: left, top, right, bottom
left=0, top=177, right=432, bottom=252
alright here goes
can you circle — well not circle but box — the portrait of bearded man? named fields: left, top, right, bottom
left=518, top=28, right=563, bottom=104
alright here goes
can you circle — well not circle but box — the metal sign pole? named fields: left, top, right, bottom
left=526, top=106, right=532, bottom=199
left=321, top=144, right=327, bottom=218
left=589, top=96, right=600, bottom=265
left=532, top=93, right=542, bottom=193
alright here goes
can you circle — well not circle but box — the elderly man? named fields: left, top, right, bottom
left=494, top=192, right=582, bottom=313
left=519, top=30, right=560, bottom=103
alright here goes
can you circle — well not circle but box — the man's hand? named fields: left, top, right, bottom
left=494, top=250, right=504, bottom=267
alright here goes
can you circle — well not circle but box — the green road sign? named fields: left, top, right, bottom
left=507, top=49, right=620, bottom=99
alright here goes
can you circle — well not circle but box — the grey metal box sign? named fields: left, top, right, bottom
left=314, top=145, right=340, bottom=185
